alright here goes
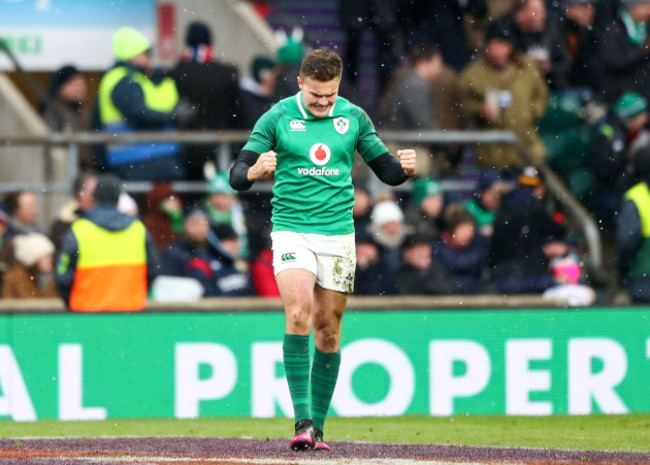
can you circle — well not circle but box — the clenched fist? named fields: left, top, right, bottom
left=248, top=150, right=277, bottom=182
left=397, top=149, right=417, bottom=177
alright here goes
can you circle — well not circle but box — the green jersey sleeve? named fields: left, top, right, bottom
left=352, top=106, right=389, bottom=164
left=241, top=104, right=284, bottom=154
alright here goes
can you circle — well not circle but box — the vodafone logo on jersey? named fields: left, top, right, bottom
left=309, top=143, right=331, bottom=166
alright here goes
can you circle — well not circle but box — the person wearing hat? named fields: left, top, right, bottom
left=590, top=91, right=650, bottom=229
left=463, top=169, right=511, bottom=236
left=240, top=55, right=279, bottom=129
left=55, top=174, right=160, bottom=311
left=169, top=21, right=242, bottom=180
left=203, top=171, right=249, bottom=259
left=97, top=26, right=184, bottom=181
left=404, top=177, right=445, bottom=239
left=273, top=27, right=306, bottom=100
left=460, top=19, right=549, bottom=170
left=41, top=64, right=93, bottom=170
left=490, top=165, right=569, bottom=294
left=601, top=0, right=650, bottom=103
left=617, top=146, right=650, bottom=302
left=2, top=233, right=58, bottom=299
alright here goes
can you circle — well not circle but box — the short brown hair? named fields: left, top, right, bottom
left=443, top=203, right=475, bottom=233
left=300, top=47, right=342, bottom=82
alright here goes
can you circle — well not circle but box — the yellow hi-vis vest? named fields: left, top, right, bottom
left=623, top=182, right=650, bottom=278
left=98, top=65, right=179, bottom=166
left=69, top=218, right=147, bottom=312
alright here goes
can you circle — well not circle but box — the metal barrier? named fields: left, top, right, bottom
left=0, top=129, right=602, bottom=270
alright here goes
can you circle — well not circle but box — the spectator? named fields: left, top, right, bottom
left=169, top=21, right=243, bottom=179
left=404, top=177, right=444, bottom=239
left=617, top=147, right=650, bottom=303
left=462, top=169, right=511, bottom=237
left=489, top=166, right=568, bottom=294
left=353, top=182, right=373, bottom=232
left=204, top=171, right=249, bottom=259
left=497, top=0, right=572, bottom=89
left=338, top=0, right=398, bottom=94
left=354, top=227, right=396, bottom=295
left=590, top=92, right=649, bottom=229
left=396, top=232, right=458, bottom=295
left=0, top=210, right=12, bottom=288
left=369, top=200, right=407, bottom=278
left=55, top=174, right=160, bottom=311
left=41, top=65, right=93, bottom=170
left=240, top=56, right=279, bottom=129
left=3, top=190, right=43, bottom=237
left=601, top=0, right=650, bottom=103
left=97, top=27, right=183, bottom=181
left=250, top=230, right=280, bottom=298
left=188, top=223, right=254, bottom=297
left=434, top=203, right=490, bottom=294
left=397, top=0, right=488, bottom=72
left=2, top=233, right=58, bottom=299
left=161, top=208, right=213, bottom=277
left=142, top=182, right=184, bottom=250
left=273, top=27, right=305, bottom=100
left=551, top=0, right=603, bottom=92
left=50, top=171, right=98, bottom=253
left=460, top=20, right=549, bottom=170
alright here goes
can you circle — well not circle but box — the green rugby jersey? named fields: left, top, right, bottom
left=242, top=92, right=389, bottom=235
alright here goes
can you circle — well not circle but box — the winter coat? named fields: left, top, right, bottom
left=2, top=262, right=58, bottom=299
left=600, top=14, right=650, bottom=104
left=460, top=54, right=549, bottom=169
left=395, top=258, right=460, bottom=295
left=434, top=232, right=489, bottom=294
left=489, top=187, right=566, bottom=287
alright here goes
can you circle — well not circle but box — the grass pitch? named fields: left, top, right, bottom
left=1, top=414, right=648, bottom=452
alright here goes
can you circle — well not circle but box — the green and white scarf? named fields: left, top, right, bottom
left=621, top=9, right=648, bottom=46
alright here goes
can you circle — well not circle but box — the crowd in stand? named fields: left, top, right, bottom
left=5, top=0, right=650, bottom=306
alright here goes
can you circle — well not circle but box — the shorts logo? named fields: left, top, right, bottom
left=309, top=143, right=331, bottom=166
left=281, top=252, right=296, bottom=262
left=290, top=120, right=306, bottom=132
left=333, top=117, right=349, bottom=135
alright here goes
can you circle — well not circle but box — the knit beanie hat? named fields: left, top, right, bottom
left=485, top=20, right=515, bottom=45
left=370, top=200, right=404, bottom=229
left=186, top=21, right=212, bottom=47
left=518, top=166, right=542, bottom=187
left=613, top=92, right=648, bottom=119
left=252, top=56, right=277, bottom=83
left=208, top=172, right=236, bottom=195
left=412, top=177, right=442, bottom=206
left=48, top=64, right=81, bottom=98
left=94, top=174, right=123, bottom=205
left=112, top=27, right=151, bottom=61
left=13, top=233, right=55, bottom=268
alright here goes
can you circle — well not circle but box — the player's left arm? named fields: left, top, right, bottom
left=367, top=151, right=416, bottom=186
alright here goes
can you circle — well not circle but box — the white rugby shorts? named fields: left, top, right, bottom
left=271, top=230, right=356, bottom=294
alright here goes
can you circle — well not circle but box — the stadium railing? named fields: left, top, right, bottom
left=0, top=129, right=601, bottom=272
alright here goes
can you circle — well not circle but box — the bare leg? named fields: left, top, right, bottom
left=312, top=284, right=348, bottom=352
left=276, top=268, right=317, bottom=335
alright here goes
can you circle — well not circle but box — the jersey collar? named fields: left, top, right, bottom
left=296, top=91, right=337, bottom=119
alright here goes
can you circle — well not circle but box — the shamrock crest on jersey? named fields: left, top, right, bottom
left=333, top=117, right=349, bottom=134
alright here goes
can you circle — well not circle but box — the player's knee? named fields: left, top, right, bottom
left=314, top=325, right=340, bottom=350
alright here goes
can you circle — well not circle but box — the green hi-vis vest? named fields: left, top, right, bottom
left=624, top=182, right=650, bottom=277
left=69, top=218, right=147, bottom=312
left=98, top=65, right=178, bottom=126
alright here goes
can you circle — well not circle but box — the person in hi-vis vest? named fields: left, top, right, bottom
left=96, top=27, right=185, bottom=181
left=56, top=174, right=160, bottom=312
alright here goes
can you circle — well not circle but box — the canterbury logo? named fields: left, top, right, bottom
left=290, top=120, right=306, bottom=131
left=281, top=252, right=296, bottom=262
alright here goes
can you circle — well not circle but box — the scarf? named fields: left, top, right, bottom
left=180, top=45, right=215, bottom=63
left=621, top=9, right=647, bottom=46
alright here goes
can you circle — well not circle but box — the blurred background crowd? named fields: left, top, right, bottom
left=2, top=0, right=650, bottom=307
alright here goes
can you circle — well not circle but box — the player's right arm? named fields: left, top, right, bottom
left=229, top=149, right=277, bottom=191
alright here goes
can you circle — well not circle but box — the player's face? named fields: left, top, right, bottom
left=298, top=75, right=340, bottom=118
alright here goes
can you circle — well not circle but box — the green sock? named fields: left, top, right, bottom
left=311, top=348, right=341, bottom=431
left=283, top=333, right=311, bottom=422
